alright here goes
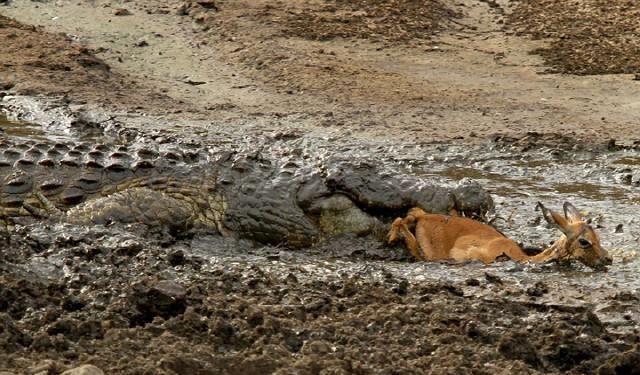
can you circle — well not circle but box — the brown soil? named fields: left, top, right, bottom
left=1, top=229, right=639, bottom=375
left=2, top=0, right=640, bottom=142
left=0, top=15, right=176, bottom=113
left=508, top=0, right=640, bottom=75
left=278, top=0, right=461, bottom=42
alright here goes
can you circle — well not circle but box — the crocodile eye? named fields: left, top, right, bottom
left=578, top=238, right=592, bottom=248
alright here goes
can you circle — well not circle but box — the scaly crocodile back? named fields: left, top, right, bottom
left=0, top=138, right=208, bottom=215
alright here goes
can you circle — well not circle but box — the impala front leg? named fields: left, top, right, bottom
left=388, top=215, right=425, bottom=261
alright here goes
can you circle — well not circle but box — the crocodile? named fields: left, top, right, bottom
left=0, top=137, right=494, bottom=248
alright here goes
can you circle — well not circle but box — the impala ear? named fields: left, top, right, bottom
left=536, top=202, right=570, bottom=235
left=563, top=202, right=584, bottom=223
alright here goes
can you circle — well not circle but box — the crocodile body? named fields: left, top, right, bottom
left=0, top=138, right=494, bottom=247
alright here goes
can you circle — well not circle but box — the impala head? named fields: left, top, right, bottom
left=537, top=202, right=612, bottom=270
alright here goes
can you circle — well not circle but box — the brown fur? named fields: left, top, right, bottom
left=388, top=202, right=612, bottom=269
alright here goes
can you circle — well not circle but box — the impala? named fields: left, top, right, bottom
left=387, top=202, right=612, bottom=269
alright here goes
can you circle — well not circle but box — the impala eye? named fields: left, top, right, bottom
left=578, top=238, right=592, bottom=248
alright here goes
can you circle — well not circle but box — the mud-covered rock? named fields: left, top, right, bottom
left=167, top=249, right=186, bottom=266
left=129, top=280, right=187, bottom=325
left=60, top=365, right=104, bottom=375
left=597, top=346, right=640, bottom=375
left=0, top=313, right=32, bottom=352
left=498, top=331, right=542, bottom=368
left=526, top=281, right=549, bottom=297
left=61, top=296, right=86, bottom=312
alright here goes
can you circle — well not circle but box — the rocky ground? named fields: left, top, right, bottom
left=2, top=226, right=640, bottom=375
left=1, top=0, right=640, bottom=374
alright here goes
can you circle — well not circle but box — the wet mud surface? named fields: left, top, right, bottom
left=2, top=225, right=640, bottom=375
left=2, top=0, right=640, bottom=374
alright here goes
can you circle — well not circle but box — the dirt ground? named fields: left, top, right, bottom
left=2, top=226, right=640, bottom=375
left=2, top=0, right=640, bottom=142
left=2, top=0, right=640, bottom=374
left=0, top=14, right=175, bottom=112
left=508, top=0, right=640, bottom=75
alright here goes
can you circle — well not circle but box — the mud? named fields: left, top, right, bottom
left=2, top=0, right=640, bottom=374
left=261, top=0, right=461, bottom=42
left=0, top=219, right=639, bottom=374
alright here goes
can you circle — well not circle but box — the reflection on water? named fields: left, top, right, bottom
left=0, top=113, right=49, bottom=139
left=611, top=156, right=640, bottom=166
left=0, top=112, right=104, bottom=142
left=552, top=182, right=629, bottom=202
left=429, top=166, right=538, bottom=196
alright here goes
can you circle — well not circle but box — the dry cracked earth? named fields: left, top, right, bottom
left=1, top=0, right=640, bottom=374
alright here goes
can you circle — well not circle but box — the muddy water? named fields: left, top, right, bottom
left=0, top=113, right=49, bottom=140
left=188, top=136, right=640, bottom=328
left=1, top=99, right=108, bottom=141
left=2, top=107, right=640, bottom=330
left=0, top=111, right=104, bottom=142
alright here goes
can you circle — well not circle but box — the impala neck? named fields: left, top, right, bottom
left=527, top=236, right=570, bottom=263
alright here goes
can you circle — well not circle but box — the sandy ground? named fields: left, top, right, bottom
left=1, top=0, right=640, bottom=143
left=2, top=1, right=640, bottom=374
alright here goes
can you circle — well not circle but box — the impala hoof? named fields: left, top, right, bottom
left=387, top=218, right=404, bottom=244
